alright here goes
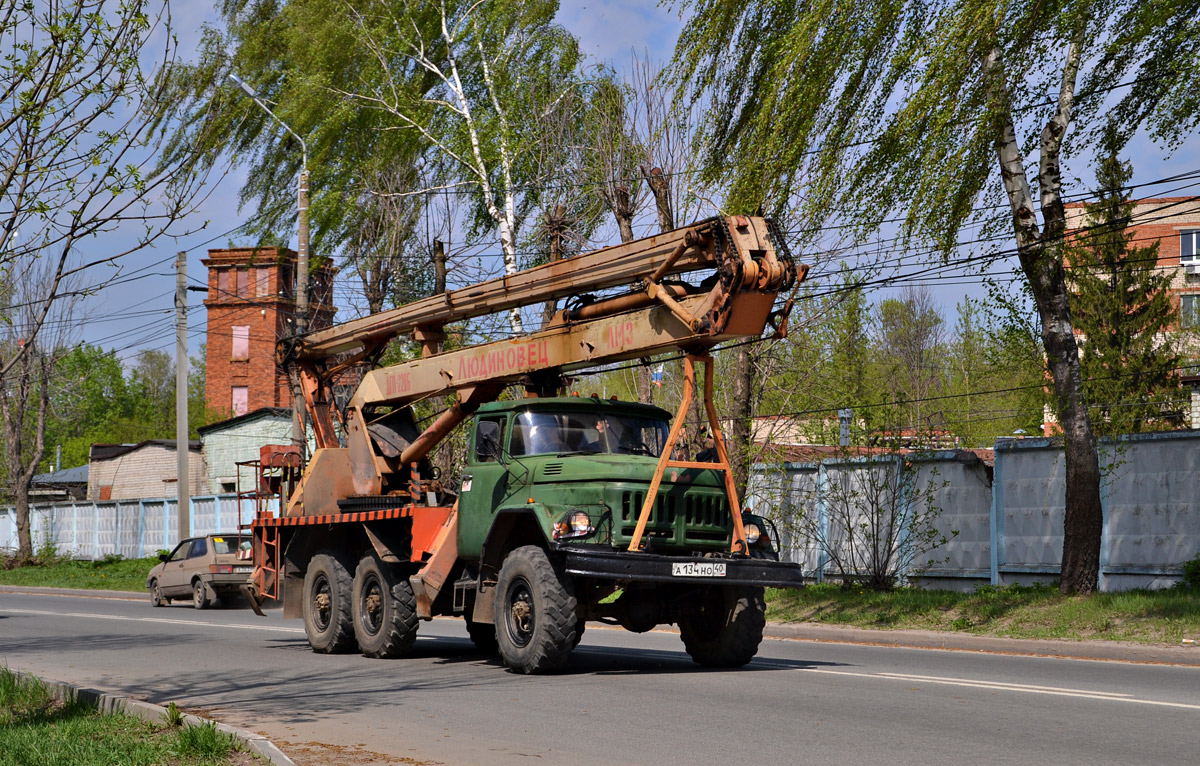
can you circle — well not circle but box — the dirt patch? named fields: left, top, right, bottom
left=275, top=738, right=441, bottom=766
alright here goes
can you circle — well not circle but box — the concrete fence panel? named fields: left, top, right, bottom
left=0, top=495, right=280, bottom=560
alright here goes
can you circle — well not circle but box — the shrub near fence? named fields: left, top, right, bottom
left=749, top=431, right=1200, bottom=592
left=0, top=495, right=278, bottom=560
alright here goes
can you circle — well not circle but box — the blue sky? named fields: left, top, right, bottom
left=74, top=1, right=1200, bottom=368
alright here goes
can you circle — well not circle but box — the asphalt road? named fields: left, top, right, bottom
left=3, top=590, right=1199, bottom=766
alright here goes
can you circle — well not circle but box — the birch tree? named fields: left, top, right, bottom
left=345, top=0, right=581, bottom=333
left=671, top=0, right=1200, bottom=593
left=157, top=1, right=582, bottom=330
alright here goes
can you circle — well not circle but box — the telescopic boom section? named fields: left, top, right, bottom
left=287, top=216, right=803, bottom=511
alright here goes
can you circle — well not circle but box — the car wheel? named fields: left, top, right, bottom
left=303, top=551, right=357, bottom=654
left=351, top=552, right=418, bottom=658
left=149, top=579, right=167, bottom=607
left=192, top=579, right=211, bottom=610
left=494, top=546, right=578, bottom=674
left=678, top=585, right=765, bottom=668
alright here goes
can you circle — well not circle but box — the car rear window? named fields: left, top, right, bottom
left=211, top=536, right=250, bottom=555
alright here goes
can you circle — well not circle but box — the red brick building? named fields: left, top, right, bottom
left=1043, top=196, right=1200, bottom=434
left=1065, top=196, right=1200, bottom=324
left=202, top=247, right=336, bottom=417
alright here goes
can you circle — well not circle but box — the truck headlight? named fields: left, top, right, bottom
left=743, top=522, right=762, bottom=545
left=554, top=510, right=594, bottom=540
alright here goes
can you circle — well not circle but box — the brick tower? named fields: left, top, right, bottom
left=202, top=247, right=336, bottom=417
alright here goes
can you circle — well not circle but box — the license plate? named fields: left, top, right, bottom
left=235, top=567, right=252, bottom=574
left=672, top=561, right=727, bottom=578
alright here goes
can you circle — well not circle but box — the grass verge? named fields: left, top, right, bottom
left=0, top=553, right=157, bottom=592
left=766, top=582, right=1200, bottom=645
left=0, top=667, right=252, bottom=766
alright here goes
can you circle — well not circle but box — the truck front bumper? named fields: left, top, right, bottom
left=558, top=547, right=805, bottom=589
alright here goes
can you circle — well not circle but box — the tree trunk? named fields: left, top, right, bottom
left=642, top=166, right=675, bottom=231
left=2, top=344, right=50, bottom=561
left=729, top=345, right=755, bottom=501
left=542, top=205, right=567, bottom=328
left=612, top=185, right=636, bottom=244
left=433, top=239, right=447, bottom=296
left=985, top=36, right=1101, bottom=594
left=1026, top=246, right=1103, bottom=594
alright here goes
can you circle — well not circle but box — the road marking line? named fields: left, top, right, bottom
left=3, top=608, right=307, bottom=634
left=802, top=668, right=1200, bottom=710
left=877, top=672, right=1134, bottom=697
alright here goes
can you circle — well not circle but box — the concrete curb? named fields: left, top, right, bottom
left=763, top=621, right=1200, bottom=666
left=12, top=670, right=295, bottom=766
left=0, top=584, right=143, bottom=600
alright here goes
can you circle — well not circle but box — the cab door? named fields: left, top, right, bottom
left=159, top=539, right=194, bottom=597
left=458, top=415, right=515, bottom=559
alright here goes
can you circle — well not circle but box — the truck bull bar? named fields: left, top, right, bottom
left=558, top=546, right=805, bottom=589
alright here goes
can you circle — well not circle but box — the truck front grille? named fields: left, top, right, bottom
left=615, top=490, right=731, bottom=547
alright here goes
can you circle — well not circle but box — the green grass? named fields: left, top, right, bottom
left=0, top=553, right=158, bottom=592
left=766, top=582, right=1200, bottom=645
left=0, top=667, right=251, bottom=766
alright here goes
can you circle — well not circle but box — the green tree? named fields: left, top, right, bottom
left=129, top=350, right=175, bottom=427
left=873, top=286, right=946, bottom=436
left=671, top=0, right=1200, bottom=593
left=157, top=0, right=585, bottom=331
left=43, top=345, right=132, bottom=471
left=1070, top=150, right=1182, bottom=435
left=943, top=297, right=1046, bottom=446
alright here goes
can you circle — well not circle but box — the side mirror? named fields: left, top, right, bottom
left=158, top=552, right=169, bottom=562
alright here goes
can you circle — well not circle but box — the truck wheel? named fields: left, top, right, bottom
left=678, top=585, right=765, bottom=668
left=303, top=551, right=357, bottom=654
left=494, top=546, right=578, bottom=674
left=464, top=615, right=499, bottom=655
left=192, top=579, right=211, bottom=610
left=352, top=552, right=418, bottom=658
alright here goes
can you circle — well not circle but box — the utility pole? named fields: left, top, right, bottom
left=297, top=167, right=310, bottom=332
left=292, top=169, right=310, bottom=455
left=176, top=251, right=190, bottom=539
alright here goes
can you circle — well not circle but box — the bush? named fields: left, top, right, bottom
left=1181, top=554, right=1200, bottom=590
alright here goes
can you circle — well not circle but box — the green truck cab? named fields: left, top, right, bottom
left=457, top=396, right=804, bottom=672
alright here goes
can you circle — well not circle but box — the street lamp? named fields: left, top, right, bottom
left=226, top=73, right=310, bottom=334
left=227, top=73, right=311, bottom=457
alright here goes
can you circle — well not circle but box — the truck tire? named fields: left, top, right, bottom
left=352, top=552, right=418, bottom=658
left=303, top=551, right=357, bottom=654
left=494, top=545, right=578, bottom=674
left=678, top=585, right=765, bottom=668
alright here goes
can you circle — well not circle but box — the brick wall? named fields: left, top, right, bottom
left=202, top=247, right=336, bottom=416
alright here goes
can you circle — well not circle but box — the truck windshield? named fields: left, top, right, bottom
left=510, top=410, right=669, bottom=457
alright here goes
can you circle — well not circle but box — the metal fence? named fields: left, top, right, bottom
left=0, top=495, right=279, bottom=560
left=749, top=431, right=1200, bottom=591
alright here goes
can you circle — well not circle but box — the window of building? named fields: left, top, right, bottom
left=256, top=267, right=270, bottom=297
left=1182, top=230, right=1200, bottom=263
left=232, top=386, right=249, bottom=417
left=217, top=269, right=230, bottom=297
left=232, top=325, right=249, bottom=359
left=236, top=268, right=250, bottom=297
left=279, top=266, right=293, bottom=299
left=1182, top=294, right=1200, bottom=328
